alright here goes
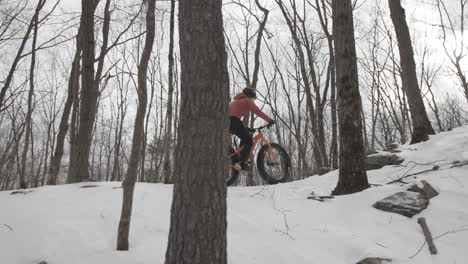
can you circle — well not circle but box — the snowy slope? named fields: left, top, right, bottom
left=1, top=127, right=468, bottom=264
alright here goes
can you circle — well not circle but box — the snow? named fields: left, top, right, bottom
left=1, top=127, right=468, bottom=264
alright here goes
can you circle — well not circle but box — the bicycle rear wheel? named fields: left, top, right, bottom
left=257, top=143, right=291, bottom=184
left=227, top=146, right=239, bottom=186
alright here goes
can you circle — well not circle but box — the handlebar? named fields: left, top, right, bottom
left=247, top=123, right=274, bottom=133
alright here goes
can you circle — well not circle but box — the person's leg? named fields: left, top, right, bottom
left=239, top=132, right=253, bottom=169
left=229, top=117, right=253, bottom=168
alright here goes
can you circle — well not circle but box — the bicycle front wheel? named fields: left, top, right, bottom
left=256, top=143, right=291, bottom=184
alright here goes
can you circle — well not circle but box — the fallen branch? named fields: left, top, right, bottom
left=450, top=161, right=468, bottom=168
left=387, top=166, right=438, bottom=184
left=410, top=226, right=468, bottom=259
left=417, top=217, right=437, bottom=255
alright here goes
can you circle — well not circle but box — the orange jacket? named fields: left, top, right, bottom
left=229, top=93, right=272, bottom=122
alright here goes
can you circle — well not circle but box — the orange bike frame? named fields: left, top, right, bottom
left=228, top=132, right=279, bottom=168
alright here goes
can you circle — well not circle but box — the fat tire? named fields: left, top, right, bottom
left=257, top=143, right=291, bottom=184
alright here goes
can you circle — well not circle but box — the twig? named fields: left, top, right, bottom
left=249, top=185, right=269, bottom=198
left=271, top=191, right=295, bottom=240
left=393, top=160, right=445, bottom=168
left=2, top=224, right=14, bottom=231
left=388, top=159, right=465, bottom=184
left=387, top=167, right=436, bottom=184
left=376, top=242, right=387, bottom=248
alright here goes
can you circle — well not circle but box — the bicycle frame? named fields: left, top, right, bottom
left=228, top=131, right=279, bottom=168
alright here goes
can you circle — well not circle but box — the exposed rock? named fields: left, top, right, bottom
left=365, top=152, right=404, bottom=170
left=356, top=258, right=392, bottom=264
left=407, top=180, right=439, bottom=199
left=317, top=167, right=333, bottom=176
left=373, top=191, right=428, bottom=217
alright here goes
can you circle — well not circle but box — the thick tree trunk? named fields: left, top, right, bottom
left=164, top=0, right=229, bottom=263
left=116, top=0, right=155, bottom=251
left=388, top=0, right=435, bottom=144
left=332, top=0, right=369, bottom=195
left=70, top=0, right=100, bottom=183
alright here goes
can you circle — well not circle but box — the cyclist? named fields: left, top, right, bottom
left=229, top=87, right=275, bottom=174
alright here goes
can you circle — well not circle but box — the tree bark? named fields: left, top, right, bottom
left=164, top=0, right=229, bottom=262
left=388, top=0, right=435, bottom=144
left=70, top=0, right=100, bottom=183
left=116, top=0, right=155, bottom=251
left=332, top=0, right=369, bottom=195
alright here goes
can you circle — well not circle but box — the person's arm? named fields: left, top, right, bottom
left=247, top=99, right=273, bottom=122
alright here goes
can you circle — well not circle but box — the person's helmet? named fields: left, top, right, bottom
left=242, top=87, right=257, bottom=99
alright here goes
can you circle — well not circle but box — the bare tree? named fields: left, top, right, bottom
left=69, top=0, right=100, bottom=183
left=117, top=0, right=156, bottom=251
left=164, top=0, right=229, bottom=262
left=332, top=0, right=369, bottom=195
left=19, top=1, right=43, bottom=189
left=48, top=26, right=83, bottom=185
left=276, top=0, right=329, bottom=169
left=312, top=0, right=338, bottom=168
left=0, top=1, right=46, bottom=112
left=162, top=0, right=176, bottom=184
left=388, top=0, right=435, bottom=143
left=436, top=0, right=468, bottom=105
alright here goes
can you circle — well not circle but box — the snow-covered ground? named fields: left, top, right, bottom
left=1, top=127, right=468, bottom=264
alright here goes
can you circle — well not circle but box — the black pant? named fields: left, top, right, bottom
left=229, top=116, right=253, bottom=168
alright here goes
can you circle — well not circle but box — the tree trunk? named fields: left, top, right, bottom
left=330, top=64, right=338, bottom=169
left=116, top=0, right=155, bottom=251
left=315, top=0, right=337, bottom=168
left=332, top=0, right=369, bottom=195
left=388, top=0, right=435, bottom=143
left=164, top=0, right=229, bottom=262
left=70, top=0, right=100, bottom=183
left=19, top=3, right=41, bottom=189
left=48, top=28, right=82, bottom=185
left=67, top=63, right=81, bottom=183
left=163, top=0, right=176, bottom=184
